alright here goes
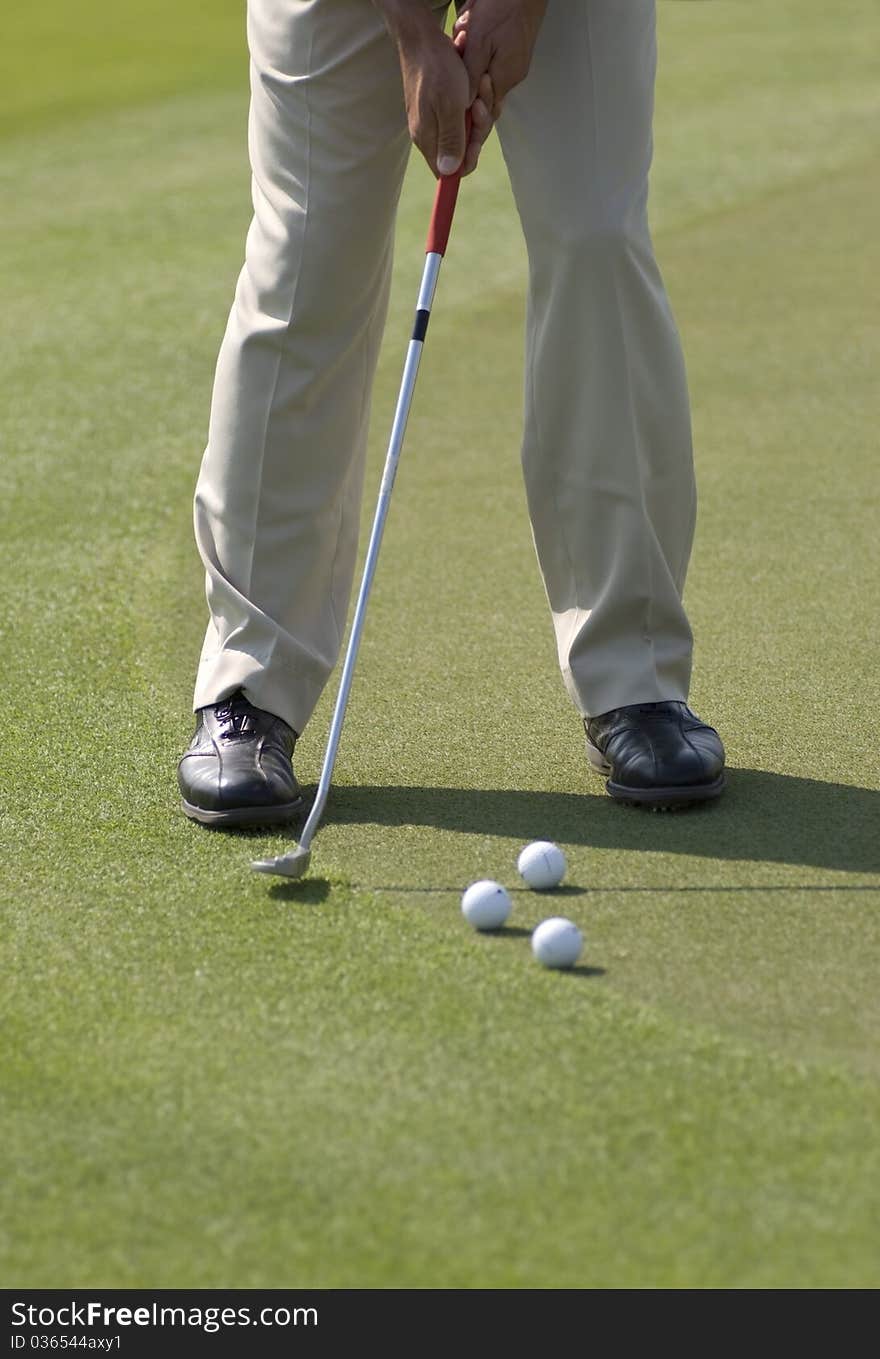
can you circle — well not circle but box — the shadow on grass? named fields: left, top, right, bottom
left=482, top=928, right=607, bottom=977
left=266, top=878, right=333, bottom=905
left=277, top=768, right=879, bottom=875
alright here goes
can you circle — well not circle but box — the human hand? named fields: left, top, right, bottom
left=375, top=0, right=495, bottom=176
left=452, top=0, right=548, bottom=119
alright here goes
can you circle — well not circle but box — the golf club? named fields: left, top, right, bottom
left=251, top=146, right=468, bottom=880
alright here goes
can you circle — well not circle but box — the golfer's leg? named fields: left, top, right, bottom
left=193, top=0, right=413, bottom=735
left=497, top=0, right=697, bottom=718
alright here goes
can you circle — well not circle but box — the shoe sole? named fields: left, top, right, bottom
left=180, top=795, right=304, bottom=829
left=586, top=740, right=726, bottom=810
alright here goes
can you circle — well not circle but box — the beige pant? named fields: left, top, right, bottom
left=193, top=0, right=696, bottom=735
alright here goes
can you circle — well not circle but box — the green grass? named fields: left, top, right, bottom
left=0, top=1, right=245, bottom=135
left=2, top=0, right=879, bottom=1287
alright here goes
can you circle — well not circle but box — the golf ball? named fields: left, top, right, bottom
left=461, top=880, right=512, bottom=931
left=517, top=840, right=567, bottom=890
left=531, top=917, right=583, bottom=969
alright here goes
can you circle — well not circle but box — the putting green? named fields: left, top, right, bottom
left=2, top=1, right=879, bottom=1287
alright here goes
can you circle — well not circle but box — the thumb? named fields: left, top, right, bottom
left=436, top=113, right=466, bottom=177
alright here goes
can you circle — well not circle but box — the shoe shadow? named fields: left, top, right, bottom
left=304, top=769, right=878, bottom=876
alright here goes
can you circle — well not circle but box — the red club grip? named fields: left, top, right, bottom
left=425, top=111, right=473, bottom=257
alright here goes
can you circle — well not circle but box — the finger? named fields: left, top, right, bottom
left=471, top=94, right=491, bottom=129
left=462, top=96, right=492, bottom=177
left=485, top=72, right=505, bottom=120
left=416, top=119, right=440, bottom=179
left=452, top=3, right=472, bottom=33
left=474, top=71, right=501, bottom=125
left=486, top=51, right=524, bottom=115
left=436, top=105, right=467, bottom=177
left=461, top=36, right=490, bottom=104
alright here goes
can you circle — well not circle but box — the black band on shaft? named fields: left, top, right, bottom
left=412, top=309, right=430, bottom=342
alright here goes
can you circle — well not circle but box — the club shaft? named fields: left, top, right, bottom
left=298, top=251, right=444, bottom=852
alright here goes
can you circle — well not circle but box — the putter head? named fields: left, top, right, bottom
left=251, top=845, right=312, bottom=880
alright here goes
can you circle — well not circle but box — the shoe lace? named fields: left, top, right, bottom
left=215, top=696, right=256, bottom=742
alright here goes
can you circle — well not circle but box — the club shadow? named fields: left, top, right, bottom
left=266, top=878, right=333, bottom=904
left=313, top=768, right=879, bottom=875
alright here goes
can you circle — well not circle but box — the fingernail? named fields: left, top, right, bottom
left=437, top=155, right=459, bottom=176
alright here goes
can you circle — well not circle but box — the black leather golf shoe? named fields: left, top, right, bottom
left=585, top=701, right=726, bottom=809
left=178, top=690, right=303, bottom=827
